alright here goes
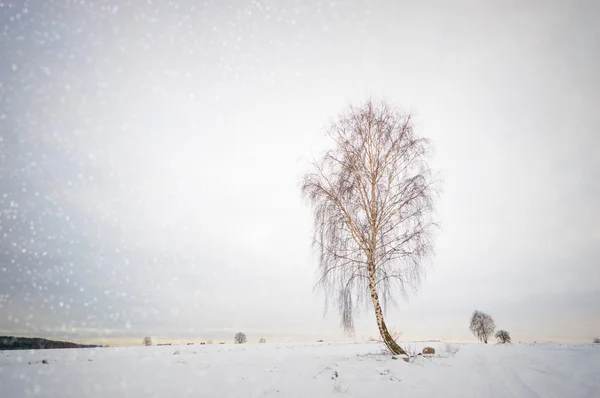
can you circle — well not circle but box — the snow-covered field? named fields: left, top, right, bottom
left=1, top=341, right=598, bottom=397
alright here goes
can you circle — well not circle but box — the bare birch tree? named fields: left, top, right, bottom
left=469, top=310, right=496, bottom=343
left=301, top=100, right=438, bottom=356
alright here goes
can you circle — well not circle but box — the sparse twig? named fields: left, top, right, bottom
left=313, top=366, right=332, bottom=379
left=332, top=372, right=349, bottom=394
left=439, top=342, right=459, bottom=356
left=404, top=344, right=421, bottom=363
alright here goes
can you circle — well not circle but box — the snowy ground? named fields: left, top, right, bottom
left=0, top=341, right=598, bottom=397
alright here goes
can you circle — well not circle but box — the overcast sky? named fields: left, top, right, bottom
left=1, top=0, right=598, bottom=345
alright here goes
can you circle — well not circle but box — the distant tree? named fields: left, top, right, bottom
left=259, top=338, right=267, bottom=344
left=469, top=310, right=495, bottom=343
left=234, top=332, right=247, bottom=344
left=593, top=337, right=600, bottom=344
left=495, top=330, right=511, bottom=344
left=143, top=336, right=152, bottom=346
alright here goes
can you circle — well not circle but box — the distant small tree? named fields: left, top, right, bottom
left=593, top=337, right=600, bottom=344
left=469, top=310, right=495, bottom=343
left=142, top=336, right=152, bottom=346
left=259, top=337, right=267, bottom=344
left=495, top=330, right=511, bottom=344
left=234, top=332, right=247, bottom=344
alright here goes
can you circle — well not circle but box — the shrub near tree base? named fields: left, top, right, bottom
left=495, top=330, right=511, bottom=344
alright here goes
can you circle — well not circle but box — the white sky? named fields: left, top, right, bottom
left=0, top=0, right=598, bottom=344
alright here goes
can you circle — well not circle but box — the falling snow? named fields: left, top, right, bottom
left=0, top=3, right=598, bottom=398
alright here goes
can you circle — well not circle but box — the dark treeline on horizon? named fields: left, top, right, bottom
left=0, top=336, right=103, bottom=350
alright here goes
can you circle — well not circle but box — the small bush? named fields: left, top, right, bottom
left=495, top=330, right=511, bottom=344
left=399, top=344, right=420, bottom=363
left=593, top=337, right=600, bottom=344
left=441, top=342, right=459, bottom=356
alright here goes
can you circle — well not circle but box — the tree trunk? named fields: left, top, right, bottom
left=369, top=264, right=407, bottom=356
